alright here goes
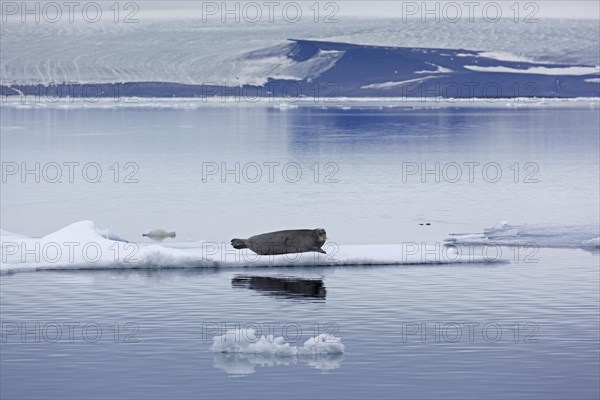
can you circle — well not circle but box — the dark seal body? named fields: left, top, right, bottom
left=231, top=229, right=327, bottom=255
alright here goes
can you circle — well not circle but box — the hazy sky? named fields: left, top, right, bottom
left=135, top=1, right=600, bottom=20
left=3, top=1, right=598, bottom=21
left=339, top=1, right=599, bottom=18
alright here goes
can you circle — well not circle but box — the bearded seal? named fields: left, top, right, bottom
left=231, top=228, right=327, bottom=255
left=142, top=229, right=176, bottom=242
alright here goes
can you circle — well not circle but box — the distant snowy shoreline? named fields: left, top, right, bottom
left=2, top=96, right=599, bottom=110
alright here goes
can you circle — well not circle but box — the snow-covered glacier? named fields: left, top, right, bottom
left=2, top=38, right=599, bottom=99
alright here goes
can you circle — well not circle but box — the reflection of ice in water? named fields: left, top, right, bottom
left=211, top=329, right=345, bottom=375
left=212, top=352, right=345, bottom=375
left=213, top=353, right=293, bottom=375
left=305, top=355, right=345, bottom=372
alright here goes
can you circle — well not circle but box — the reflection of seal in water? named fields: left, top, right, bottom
left=232, top=275, right=326, bottom=299
left=231, top=229, right=327, bottom=255
left=142, top=229, right=176, bottom=242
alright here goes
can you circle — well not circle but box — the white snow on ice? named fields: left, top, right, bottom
left=463, top=65, right=600, bottom=76
left=233, top=46, right=345, bottom=85
left=414, top=63, right=453, bottom=74
left=361, top=76, right=438, bottom=89
left=2, top=18, right=599, bottom=85
left=455, top=51, right=552, bottom=64
left=0, top=221, right=505, bottom=274
left=446, top=222, right=600, bottom=249
left=477, top=51, right=539, bottom=63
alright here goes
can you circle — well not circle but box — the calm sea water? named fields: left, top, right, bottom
left=2, top=106, right=599, bottom=243
left=1, top=106, right=599, bottom=399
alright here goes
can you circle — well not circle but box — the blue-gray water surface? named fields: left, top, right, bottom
left=1, top=106, right=599, bottom=399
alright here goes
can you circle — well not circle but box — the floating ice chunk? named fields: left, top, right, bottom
left=211, top=329, right=299, bottom=356
left=211, top=329, right=345, bottom=356
left=447, top=222, right=600, bottom=249
left=445, top=234, right=486, bottom=243
left=582, top=238, right=600, bottom=248
left=1, top=220, right=507, bottom=274
left=299, top=334, right=345, bottom=355
left=210, top=329, right=345, bottom=374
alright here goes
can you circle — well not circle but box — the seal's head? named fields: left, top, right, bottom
left=315, top=228, right=327, bottom=244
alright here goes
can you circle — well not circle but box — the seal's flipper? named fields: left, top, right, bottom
left=312, top=247, right=326, bottom=254
left=231, top=239, right=248, bottom=249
